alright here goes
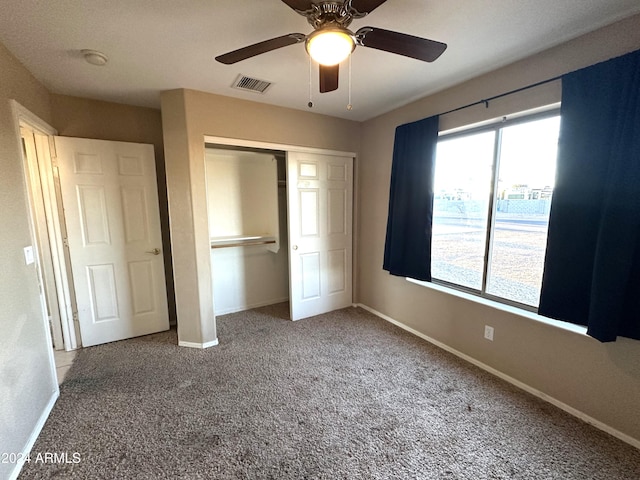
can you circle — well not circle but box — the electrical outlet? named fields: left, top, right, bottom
left=484, top=325, right=494, bottom=341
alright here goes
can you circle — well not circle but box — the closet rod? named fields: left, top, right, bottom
left=211, top=239, right=277, bottom=249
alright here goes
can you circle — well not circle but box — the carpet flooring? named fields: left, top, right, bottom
left=19, top=304, right=640, bottom=479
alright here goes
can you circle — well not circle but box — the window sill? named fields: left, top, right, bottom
left=406, top=277, right=588, bottom=336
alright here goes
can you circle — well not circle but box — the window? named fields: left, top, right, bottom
left=431, top=113, right=561, bottom=309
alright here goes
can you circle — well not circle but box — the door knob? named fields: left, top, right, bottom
left=146, top=248, right=161, bottom=255
left=292, top=245, right=298, bottom=250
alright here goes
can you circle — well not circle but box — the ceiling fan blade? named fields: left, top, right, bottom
left=319, top=64, right=339, bottom=93
left=356, top=27, right=447, bottom=62
left=280, top=0, right=314, bottom=13
left=215, top=33, right=306, bottom=65
left=350, top=0, right=389, bottom=15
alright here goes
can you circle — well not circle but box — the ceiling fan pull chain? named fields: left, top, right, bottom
left=308, top=56, right=314, bottom=108
left=347, top=53, right=353, bottom=111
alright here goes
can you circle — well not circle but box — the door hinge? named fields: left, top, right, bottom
left=63, top=237, right=69, bottom=247
left=72, top=311, right=79, bottom=323
left=48, top=136, right=57, bottom=160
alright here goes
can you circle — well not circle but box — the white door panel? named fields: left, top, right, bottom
left=288, top=152, right=353, bottom=320
left=55, top=137, right=169, bottom=347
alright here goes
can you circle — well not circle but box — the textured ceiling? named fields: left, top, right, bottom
left=1, top=0, right=640, bottom=121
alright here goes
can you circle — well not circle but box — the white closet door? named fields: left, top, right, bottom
left=55, top=137, right=169, bottom=347
left=287, top=151, right=353, bottom=320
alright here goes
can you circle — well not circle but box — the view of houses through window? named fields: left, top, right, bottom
left=431, top=113, right=561, bottom=308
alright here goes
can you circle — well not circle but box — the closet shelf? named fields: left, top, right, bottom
left=210, top=235, right=276, bottom=249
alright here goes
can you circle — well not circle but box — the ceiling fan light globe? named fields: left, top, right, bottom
left=306, top=30, right=354, bottom=66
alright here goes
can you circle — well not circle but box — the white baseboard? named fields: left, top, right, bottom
left=178, top=338, right=219, bottom=349
left=356, top=303, right=640, bottom=451
left=8, top=389, right=59, bottom=480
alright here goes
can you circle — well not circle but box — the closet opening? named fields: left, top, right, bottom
left=205, top=144, right=290, bottom=318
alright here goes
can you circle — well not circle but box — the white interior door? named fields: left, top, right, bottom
left=287, top=151, right=353, bottom=320
left=55, top=137, right=169, bottom=347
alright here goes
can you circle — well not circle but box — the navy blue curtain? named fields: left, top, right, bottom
left=383, top=116, right=439, bottom=281
left=539, top=49, right=640, bottom=342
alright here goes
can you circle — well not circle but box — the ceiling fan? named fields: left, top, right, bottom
left=215, top=0, right=447, bottom=94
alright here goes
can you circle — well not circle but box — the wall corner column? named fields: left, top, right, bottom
left=160, top=89, right=217, bottom=348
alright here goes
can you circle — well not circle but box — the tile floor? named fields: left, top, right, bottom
left=53, top=349, right=77, bottom=385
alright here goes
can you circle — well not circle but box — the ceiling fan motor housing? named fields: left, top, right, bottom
left=306, top=1, right=359, bottom=30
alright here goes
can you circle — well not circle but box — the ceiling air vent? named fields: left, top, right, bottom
left=232, top=74, right=272, bottom=94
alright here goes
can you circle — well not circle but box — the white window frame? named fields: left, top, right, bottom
left=431, top=108, right=562, bottom=313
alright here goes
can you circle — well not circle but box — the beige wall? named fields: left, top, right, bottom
left=358, top=13, right=640, bottom=443
left=161, top=89, right=361, bottom=345
left=0, top=42, right=56, bottom=480
left=50, top=95, right=176, bottom=323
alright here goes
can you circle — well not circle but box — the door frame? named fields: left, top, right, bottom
left=11, top=100, right=79, bottom=351
left=203, top=135, right=358, bottom=322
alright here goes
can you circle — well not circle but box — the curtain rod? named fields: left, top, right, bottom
left=438, top=74, right=563, bottom=118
